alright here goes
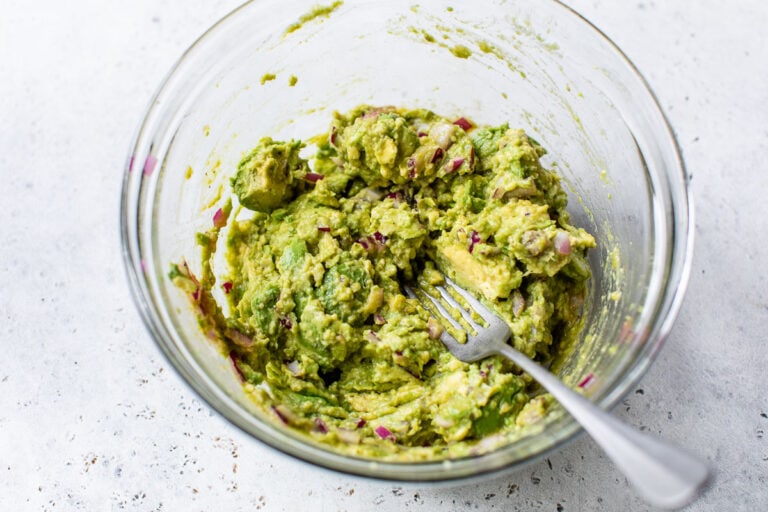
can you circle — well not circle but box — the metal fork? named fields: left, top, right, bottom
left=405, top=276, right=710, bottom=510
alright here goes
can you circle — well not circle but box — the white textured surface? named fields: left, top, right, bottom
left=1, top=0, right=766, bottom=510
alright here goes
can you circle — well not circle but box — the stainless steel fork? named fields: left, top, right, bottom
left=405, top=276, right=710, bottom=510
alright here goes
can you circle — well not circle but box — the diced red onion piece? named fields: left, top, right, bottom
left=222, top=281, right=233, bottom=294
left=357, top=238, right=370, bottom=250
left=433, top=416, right=455, bottom=429
left=407, top=157, right=417, bottom=178
left=468, top=230, right=482, bottom=254
left=570, top=293, right=585, bottom=311
left=365, top=330, right=380, bottom=344
left=453, top=117, right=473, bottom=131
left=304, top=172, right=325, bottom=183
left=356, top=418, right=367, bottom=428
left=373, top=231, right=387, bottom=244
left=272, top=405, right=290, bottom=425
left=192, top=287, right=201, bottom=302
left=374, top=425, right=395, bottom=440
left=212, top=208, right=226, bottom=228
left=475, top=433, right=504, bottom=454
left=431, top=147, right=444, bottom=164
left=479, top=370, right=487, bottom=379
left=619, top=319, right=633, bottom=343
left=318, top=226, right=331, bottom=232
left=417, top=131, right=428, bottom=137
left=227, top=328, right=254, bottom=348
left=426, top=317, right=443, bottom=339
left=430, top=123, right=455, bottom=149
left=357, top=187, right=386, bottom=202
left=330, top=128, right=338, bottom=146
left=578, top=373, right=595, bottom=388
left=229, top=352, right=245, bottom=382
left=314, top=418, right=328, bottom=434
left=336, top=428, right=360, bottom=444
left=143, top=154, right=157, bottom=176
left=286, top=360, right=300, bottom=375
left=512, top=292, right=525, bottom=317
left=279, top=316, right=293, bottom=330
left=374, top=313, right=387, bottom=325
left=386, top=191, right=404, bottom=205
left=554, top=232, right=572, bottom=255
left=448, top=158, right=464, bottom=173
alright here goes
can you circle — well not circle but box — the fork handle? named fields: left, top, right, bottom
left=496, top=345, right=710, bottom=510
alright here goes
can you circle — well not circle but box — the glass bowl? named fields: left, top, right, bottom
left=121, top=0, right=692, bottom=482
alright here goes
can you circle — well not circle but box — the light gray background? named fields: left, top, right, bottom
left=1, top=1, right=766, bottom=510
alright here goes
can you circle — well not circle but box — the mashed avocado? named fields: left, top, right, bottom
left=171, top=106, right=595, bottom=460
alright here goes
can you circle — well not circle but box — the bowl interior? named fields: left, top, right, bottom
left=123, top=0, right=689, bottom=480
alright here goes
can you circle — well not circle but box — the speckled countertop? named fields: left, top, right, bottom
left=1, top=1, right=766, bottom=510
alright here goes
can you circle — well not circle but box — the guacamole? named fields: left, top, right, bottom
left=171, top=106, right=595, bottom=460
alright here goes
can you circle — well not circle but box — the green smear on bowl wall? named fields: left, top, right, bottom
left=285, top=0, right=344, bottom=35
left=450, top=44, right=472, bottom=59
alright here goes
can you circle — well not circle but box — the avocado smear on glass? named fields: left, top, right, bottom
left=171, top=106, right=596, bottom=460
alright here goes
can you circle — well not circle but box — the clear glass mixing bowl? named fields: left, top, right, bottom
left=121, top=0, right=692, bottom=481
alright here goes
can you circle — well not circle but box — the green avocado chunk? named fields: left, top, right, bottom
left=318, top=259, right=376, bottom=327
left=232, top=137, right=308, bottom=212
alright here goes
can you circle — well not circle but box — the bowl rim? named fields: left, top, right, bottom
left=120, top=0, right=694, bottom=482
